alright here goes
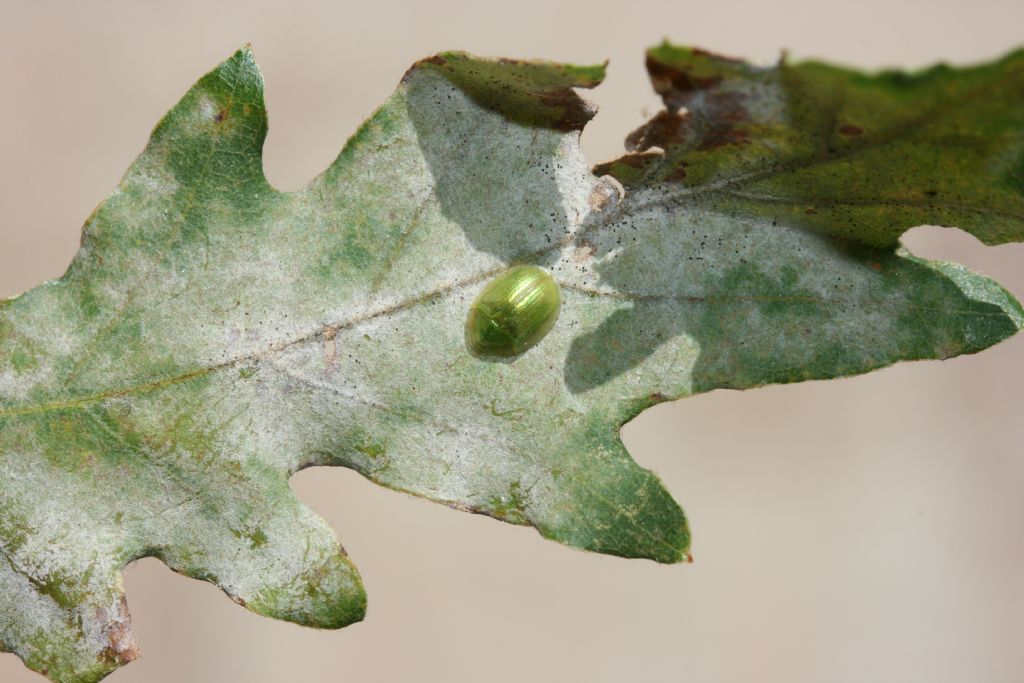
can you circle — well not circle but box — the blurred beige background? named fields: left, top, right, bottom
left=1, top=0, right=1023, bottom=681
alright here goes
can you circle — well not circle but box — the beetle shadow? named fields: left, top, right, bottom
left=564, top=301, right=682, bottom=393
left=563, top=218, right=1021, bottom=396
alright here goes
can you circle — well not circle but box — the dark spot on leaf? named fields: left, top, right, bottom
left=591, top=151, right=664, bottom=186
left=646, top=55, right=724, bottom=112
left=696, top=125, right=751, bottom=151
left=665, top=89, right=754, bottom=152
left=838, top=123, right=862, bottom=136
left=666, top=165, right=689, bottom=182
left=537, top=90, right=598, bottom=132
left=625, top=110, right=688, bottom=152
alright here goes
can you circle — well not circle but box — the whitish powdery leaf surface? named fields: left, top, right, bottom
left=0, top=45, right=1022, bottom=682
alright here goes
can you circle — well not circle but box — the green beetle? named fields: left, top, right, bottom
left=465, top=265, right=561, bottom=359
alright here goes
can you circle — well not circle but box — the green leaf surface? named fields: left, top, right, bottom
left=598, top=43, right=1024, bottom=246
left=0, top=44, right=1021, bottom=682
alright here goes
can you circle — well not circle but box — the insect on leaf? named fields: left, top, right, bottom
left=0, top=44, right=1022, bottom=682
